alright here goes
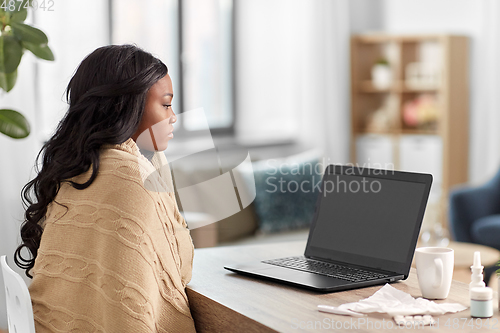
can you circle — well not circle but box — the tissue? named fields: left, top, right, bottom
left=324, top=284, right=467, bottom=316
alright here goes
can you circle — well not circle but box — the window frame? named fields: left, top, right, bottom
left=110, top=0, right=236, bottom=137
left=176, top=0, right=236, bottom=137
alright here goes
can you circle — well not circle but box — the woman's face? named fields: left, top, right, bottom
left=132, top=74, right=176, bottom=151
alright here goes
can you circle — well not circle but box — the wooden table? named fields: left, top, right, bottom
left=186, top=240, right=500, bottom=332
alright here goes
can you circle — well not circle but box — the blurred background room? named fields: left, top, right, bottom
left=1, top=0, right=500, bottom=329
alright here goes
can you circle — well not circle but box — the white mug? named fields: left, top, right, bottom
left=415, top=247, right=454, bottom=299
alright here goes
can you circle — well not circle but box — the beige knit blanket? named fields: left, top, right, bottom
left=29, top=138, right=196, bottom=332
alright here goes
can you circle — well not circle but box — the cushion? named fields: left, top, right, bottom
left=470, top=214, right=500, bottom=251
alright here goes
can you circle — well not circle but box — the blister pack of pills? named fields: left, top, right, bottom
left=393, top=315, right=437, bottom=326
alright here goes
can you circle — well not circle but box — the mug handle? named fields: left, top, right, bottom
left=433, top=258, right=443, bottom=289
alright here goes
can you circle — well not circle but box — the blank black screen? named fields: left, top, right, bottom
left=309, top=174, right=426, bottom=263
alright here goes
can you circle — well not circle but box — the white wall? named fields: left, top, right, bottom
left=349, top=0, right=384, bottom=33
left=0, top=1, right=109, bottom=329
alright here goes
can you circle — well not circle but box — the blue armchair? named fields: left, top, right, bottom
left=449, top=167, right=500, bottom=283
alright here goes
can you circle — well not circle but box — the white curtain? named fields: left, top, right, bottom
left=298, top=0, right=351, bottom=164
left=235, top=0, right=351, bottom=164
left=475, top=0, right=500, bottom=180
left=235, top=0, right=302, bottom=144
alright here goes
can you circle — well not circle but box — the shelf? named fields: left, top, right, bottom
left=354, top=129, right=439, bottom=136
left=401, top=128, right=439, bottom=135
left=401, top=87, right=439, bottom=93
left=351, top=34, right=469, bottom=232
left=358, top=81, right=440, bottom=93
left=401, top=84, right=440, bottom=93
left=358, top=81, right=395, bottom=93
left=354, top=129, right=401, bottom=135
left=356, top=34, right=444, bottom=44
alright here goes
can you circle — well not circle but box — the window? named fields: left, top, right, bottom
left=111, top=0, right=235, bottom=135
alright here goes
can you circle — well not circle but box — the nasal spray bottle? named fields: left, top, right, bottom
left=470, top=251, right=486, bottom=295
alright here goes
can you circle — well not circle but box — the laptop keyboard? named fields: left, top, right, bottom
left=262, top=256, right=389, bottom=283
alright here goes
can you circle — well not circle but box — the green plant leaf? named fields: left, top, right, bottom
left=0, top=35, right=23, bottom=74
left=0, top=69, right=17, bottom=92
left=0, top=109, right=30, bottom=138
left=10, top=9, right=28, bottom=23
left=3, top=0, right=29, bottom=21
left=23, top=41, right=54, bottom=61
left=10, top=21, right=48, bottom=44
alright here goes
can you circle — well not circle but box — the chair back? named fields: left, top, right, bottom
left=1, top=255, right=36, bottom=333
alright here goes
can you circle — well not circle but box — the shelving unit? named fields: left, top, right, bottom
left=350, top=34, right=469, bottom=233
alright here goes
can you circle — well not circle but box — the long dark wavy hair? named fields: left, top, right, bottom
left=14, top=44, right=168, bottom=278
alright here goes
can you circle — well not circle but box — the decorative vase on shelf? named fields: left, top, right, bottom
left=371, top=59, right=392, bottom=90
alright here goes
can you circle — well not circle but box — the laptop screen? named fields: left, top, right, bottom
left=305, top=165, right=432, bottom=275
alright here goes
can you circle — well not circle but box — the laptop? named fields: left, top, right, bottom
left=224, top=164, right=433, bottom=292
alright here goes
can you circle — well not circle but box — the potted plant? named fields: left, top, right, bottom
left=371, top=58, right=392, bottom=90
left=0, top=1, right=54, bottom=139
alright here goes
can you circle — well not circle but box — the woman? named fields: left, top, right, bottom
left=14, top=45, right=197, bottom=332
